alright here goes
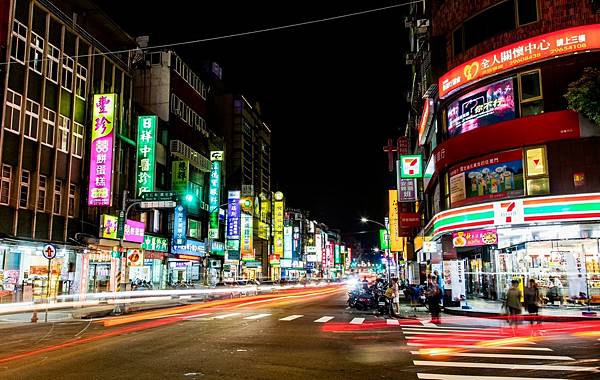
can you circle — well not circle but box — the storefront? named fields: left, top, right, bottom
left=140, top=235, right=169, bottom=289
left=242, top=260, right=262, bottom=280
left=169, top=239, right=206, bottom=285
left=0, top=243, right=77, bottom=299
left=427, top=192, right=600, bottom=305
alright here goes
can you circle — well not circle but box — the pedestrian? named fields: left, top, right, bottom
left=524, top=279, right=542, bottom=333
left=434, top=270, right=444, bottom=306
left=425, top=275, right=442, bottom=324
left=391, top=277, right=400, bottom=315
left=504, top=279, right=522, bottom=335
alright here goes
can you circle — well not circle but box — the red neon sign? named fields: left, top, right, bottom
left=417, top=98, right=431, bottom=145
left=439, top=24, right=600, bottom=99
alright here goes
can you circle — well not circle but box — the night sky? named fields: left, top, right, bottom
left=96, top=1, right=410, bottom=245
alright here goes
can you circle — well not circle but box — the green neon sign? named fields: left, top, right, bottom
left=135, top=115, right=157, bottom=196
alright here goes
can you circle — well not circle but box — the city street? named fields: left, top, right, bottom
left=0, top=286, right=598, bottom=380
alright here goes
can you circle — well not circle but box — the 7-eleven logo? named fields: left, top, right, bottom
left=400, top=155, right=422, bottom=178
left=494, top=200, right=524, bottom=226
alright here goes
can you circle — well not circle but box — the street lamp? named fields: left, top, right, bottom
left=361, top=217, right=393, bottom=281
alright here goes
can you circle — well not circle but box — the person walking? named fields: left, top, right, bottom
left=505, top=279, right=523, bottom=335
left=524, top=279, right=543, bottom=334
left=391, top=277, right=400, bottom=316
left=434, top=270, right=445, bottom=306
left=425, top=275, right=442, bottom=324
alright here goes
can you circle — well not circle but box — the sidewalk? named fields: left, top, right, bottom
left=444, top=298, right=600, bottom=321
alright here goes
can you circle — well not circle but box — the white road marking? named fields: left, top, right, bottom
left=387, top=319, right=400, bottom=325
left=417, top=373, right=568, bottom=380
left=421, top=322, right=437, bottom=327
left=314, top=316, right=334, bottom=323
left=408, top=325, right=494, bottom=331
left=405, top=336, right=536, bottom=344
left=179, top=295, right=192, bottom=299
left=410, top=351, right=573, bottom=360
left=402, top=327, right=500, bottom=334
left=243, top=313, right=271, bottom=320
left=349, top=318, right=365, bottom=324
left=213, top=313, right=241, bottom=319
left=182, top=313, right=211, bottom=320
left=403, top=331, right=505, bottom=337
left=279, top=315, right=304, bottom=321
left=407, top=343, right=552, bottom=351
left=413, top=361, right=598, bottom=371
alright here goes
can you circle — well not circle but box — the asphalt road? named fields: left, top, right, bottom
left=0, top=286, right=598, bottom=380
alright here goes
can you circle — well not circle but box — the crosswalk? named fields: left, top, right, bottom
left=181, top=311, right=408, bottom=326
left=406, top=324, right=599, bottom=379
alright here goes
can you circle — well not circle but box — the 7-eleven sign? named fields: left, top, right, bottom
left=400, top=155, right=423, bottom=178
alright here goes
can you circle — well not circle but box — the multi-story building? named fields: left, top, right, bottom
left=414, top=0, right=600, bottom=305
left=0, top=0, right=138, bottom=296
left=212, top=93, right=272, bottom=279
left=133, top=49, right=225, bottom=285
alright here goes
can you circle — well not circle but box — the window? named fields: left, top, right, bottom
left=4, top=89, right=22, bottom=134
left=62, top=54, right=74, bottom=91
left=38, top=175, right=47, bottom=210
left=75, top=63, right=87, bottom=99
left=72, top=122, right=84, bottom=158
left=53, top=179, right=62, bottom=214
left=41, top=108, right=56, bottom=147
left=1, top=164, right=12, bottom=205
left=29, top=32, right=44, bottom=74
left=518, top=69, right=543, bottom=117
left=172, top=55, right=207, bottom=99
left=47, top=44, right=60, bottom=83
left=57, top=115, right=71, bottom=152
left=68, top=184, right=76, bottom=217
left=188, top=219, right=201, bottom=238
left=11, top=20, right=27, bottom=63
left=170, top=94, right=209, bottom=137
left=453, top=0, right=516, bottom=56
left=24, top=99, right=40, bottom=141
left=19, top=170, right=30, bottom=208
left=517, top=0, right=539, bottom=26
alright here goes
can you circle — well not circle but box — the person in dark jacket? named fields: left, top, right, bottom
left=524, top=279, right=542, bottom=331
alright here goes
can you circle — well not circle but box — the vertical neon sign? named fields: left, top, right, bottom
left=88, top=94, right=116, bottom=206
left=208, top=151, right=223, bottom=239
left=135, top=115, right=157, bottom=196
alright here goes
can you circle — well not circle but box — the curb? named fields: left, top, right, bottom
left=443, top=307, right=600, bottom=322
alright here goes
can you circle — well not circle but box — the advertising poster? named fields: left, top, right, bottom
left=88, top=94, right=116, bottom=206
left=565, top=251, right=587, bottom=298
left=447, top=77, right=515, bottom=138
left=447, top=260, right=466, bottom=301
left=208, top=157, right=222, bottom=239
left=100, top=215, right=145, bottom=243
left=284, top=226, right=293, bottom=259
left=452, top=229, right=498, bottom=247
left=449, top=149, right=524, bottom=207
left=273, top=199, right=284, bottom=255
left=388, top=190, right=404, bottom=251
left=240, top=213, right=253, bottom=260
left=172, top=161, right=189, bottom=196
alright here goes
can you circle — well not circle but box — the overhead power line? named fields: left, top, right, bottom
left=0, top=0, right=421, bottom=66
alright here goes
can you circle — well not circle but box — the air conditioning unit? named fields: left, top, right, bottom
left=416, top=19, right=430, bottom=35
left=405, top=52, right=415, bottom=65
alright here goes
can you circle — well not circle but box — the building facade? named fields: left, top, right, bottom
left=133, top=49, right=226, bottom=286
left=0, top=0, right=138, bottom=297
left=414, top=0, right=600, bottom=305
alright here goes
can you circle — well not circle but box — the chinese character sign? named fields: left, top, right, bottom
left=135, top=115, right=157, bottom=197
left=226, top=191, right=241, bottom=240
left=142, top=236, right=169, bottom=252
left=89, top=94, right=117, bottom=206
left=173, top=205, right=187, bottom=246
left=388, top=190, right=404, bottom=252
left=100, top=214, right=145, bottom=243
left=240, top=212, right=254, bottom=261
left=172, top=161, right=189, bottom=195
left=273, top=199, right=284, bottom=255
left=208, top=158, right=222, bottom=239
left=284, top=226, right=293, bottom=259
left=439, top=24, right=600, bottom=98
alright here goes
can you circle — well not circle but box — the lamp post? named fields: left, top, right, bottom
left=361, top=217, right=393, bottom=282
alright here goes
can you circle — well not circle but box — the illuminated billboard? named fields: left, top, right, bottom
left=447, top=77, right=515, bottom=138
left=88, top=94, right=116, bottom=206
left=439, top=24, right=600, bottom=98
left=449, top=149, right=524, bottom=208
